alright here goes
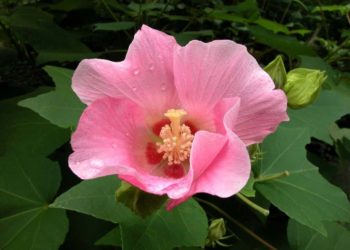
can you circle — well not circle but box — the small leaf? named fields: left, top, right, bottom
left=19, top=66, right=85, bottom=128
left=255, top=127, right=350, bottom=235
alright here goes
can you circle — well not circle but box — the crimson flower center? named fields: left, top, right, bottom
left=156, top=109, right=194, bottom=165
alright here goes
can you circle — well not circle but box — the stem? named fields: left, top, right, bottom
left=195, top=197, right=277, bottom=250
left=255, top=171, right=290, bottom=183
left=236, top=193, right=269, bottom=216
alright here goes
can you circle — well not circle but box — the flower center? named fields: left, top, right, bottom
left=156, top=109, right=194, bottom=165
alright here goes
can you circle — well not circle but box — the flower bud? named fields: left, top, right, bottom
left=264, top=55, right=287, bottom=89
left=283, top=68, right=326, bottom=109
left=206, top=218, right=228, bottom=247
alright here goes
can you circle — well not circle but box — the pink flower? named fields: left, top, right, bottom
left=69, top=25, right=288, bottom=209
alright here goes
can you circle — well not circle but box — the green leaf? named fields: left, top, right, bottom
left=51, top=176, right=133, bottom=222
left=0, top=96, right=69, bottom=156
left=286, top=83, right=350, bottom=143
left=240, top=173, right=256, bottom=197
left=8, top=7, right=95, bottom=64
left=0, top=153, right=68, bottom=250
left=120, top=199, right=208, bottom=250
left=288, top=219, right=350, bottom=250
left=95, top=226, right=122, bottom=247
left=255, top=127, right=350, bottom=235
left=19, top=66, right=85, bottom=128
left=93, top=21, right=135, bottom=31
left=249, top=25, right=316, bottom=57
left=254, top=18, right=290, bottom=34
left=51, top=176, right=208, bottom=249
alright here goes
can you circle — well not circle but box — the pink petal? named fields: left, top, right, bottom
left=69, top=97, right=146, bottom=179
left=228, top=72, right=288, bottom=145
left=173, top=40, right=260, bottom=116
left=168, top=130, right=250, bottom=209
left=69, top=96, right=193, bottom=197
left=72, top=25, right=179, bottom=115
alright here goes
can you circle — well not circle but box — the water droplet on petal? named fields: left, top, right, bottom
left=148, top=63, right=155, bottom=71
left=132, top=86, right=137, bottom=91
left=125, top=132, right=130, bottom=137
left=161, top=84, right=167, bottom=91
left=133, top=69, right=140, bottom=75
left=90, top=159, right=104, bottom=167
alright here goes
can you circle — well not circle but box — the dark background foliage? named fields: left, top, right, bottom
left=1, top=1, right=350, bottom=250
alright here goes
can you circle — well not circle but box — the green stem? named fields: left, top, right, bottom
left=195, top=197, right=277, bottom=250
left=255, top=170, right=290, bottom=183
left=236, top=193, right=269, bottom=216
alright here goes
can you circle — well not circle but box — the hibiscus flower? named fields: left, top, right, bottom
left=69, top=25, right=288, bottom=208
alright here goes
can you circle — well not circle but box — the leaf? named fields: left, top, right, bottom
left=240, top=173, right=256, bottom=197
left=95, top=226, right=122, bottom=247
left=254, top=18, right=290, bottom=34
left=255, top=127, right=350, bottom=235
left=249, top=25, right=316, bottom=57
left=93, top=21, right=135, bottom=31
left=288, top=219, right=350, bottom=250
left=19, top=66, right=85, bottom=128
left=120, top=199, right=208, bottom=250
left=0, top=153, right=68, bottom=250
left=286, top=83, right=350, bottom=143
left=51, top=176, right=208, bottom=250
left=8, top=7, right=94, bottom=64
left=0, top=96, right=69, bottom=156
left=51, top=176, right=132, bottom=222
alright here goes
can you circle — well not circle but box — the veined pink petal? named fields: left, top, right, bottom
left=174, top=40, right=257, bottom=115
left=69, top=97, right=146, bottom=179
left=168, top=100, right=250, bottom=208
left=72, top=25, right=179, bottom=116
left=69, top=96, right=193, bottom=197
left=228, top=71, right=288, bottom=145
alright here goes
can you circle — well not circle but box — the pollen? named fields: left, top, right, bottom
left=156, top=109, right=194, bottom=165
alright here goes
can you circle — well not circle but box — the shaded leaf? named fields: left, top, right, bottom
left=0, top=95, right=69, bottom=156
left=95, top=226, right=122, bottom=247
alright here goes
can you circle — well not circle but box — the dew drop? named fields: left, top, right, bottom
left=161, top=84, right=167, bottom=91
left=148, top=63, right=155, bottom=71
left=132, top=86, right=137, bottom=91
left=90, top=159, right=104, bottom=167
left=125, top=132, right=130, bottom=137
left=133, top=69, right=140, bottom=75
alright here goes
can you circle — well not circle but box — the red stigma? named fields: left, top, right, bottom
left=184, top=120, right=198, bottom=134
left=152, top=119, right=170, bottom=135
left=146, top=142, right=163, bottom=164
left=164, top=164, right=185, bottom=179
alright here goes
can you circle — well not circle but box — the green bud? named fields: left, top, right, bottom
left=116, top=181, right=167, bottom=217
left=264, top=55, right=287, bottom=88
left=283, top=68, right=326, bottom=109
left=206, top=218, right=227, bottom=247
